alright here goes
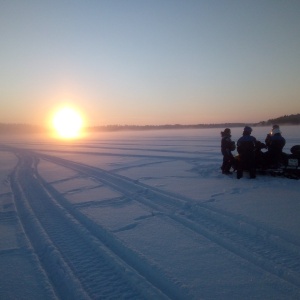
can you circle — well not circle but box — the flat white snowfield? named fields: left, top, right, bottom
left=1, top=126, right=300, bottom=299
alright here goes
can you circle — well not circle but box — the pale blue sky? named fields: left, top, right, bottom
left=1, top=0, right=299, bottom=126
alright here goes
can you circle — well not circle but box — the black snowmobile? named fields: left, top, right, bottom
left=280, top=145, right=300, bottom=179
left=234, top=143, right=300, bottom=179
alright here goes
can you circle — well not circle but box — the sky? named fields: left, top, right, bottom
left=1, top=0, right=300, bottom=127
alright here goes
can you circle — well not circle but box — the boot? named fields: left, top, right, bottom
left=222, top=162, right=232, bottom=174
left=237, top=170, right=243, bottom=179
left=249, top=168, right=256, bottom=179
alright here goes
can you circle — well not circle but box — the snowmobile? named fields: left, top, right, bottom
left=280, top=145, right=300, bottom=179
left=234, top=143, right=300, bottom=179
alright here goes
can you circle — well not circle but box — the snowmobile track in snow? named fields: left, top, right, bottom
left=36, top=152, right=300, bottom=292
left=11, top=152, right=170, bottom=300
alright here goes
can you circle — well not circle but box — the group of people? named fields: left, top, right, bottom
left=221, top=125, right=286, bottom=179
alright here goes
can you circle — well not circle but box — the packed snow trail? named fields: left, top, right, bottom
left=11, top=151, right=169, bottom=299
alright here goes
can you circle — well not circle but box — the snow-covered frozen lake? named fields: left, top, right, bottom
left=1, top=126, right=300, bottom=299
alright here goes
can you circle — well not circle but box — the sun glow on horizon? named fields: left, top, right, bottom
left=52, top=107, right=83, bottom=139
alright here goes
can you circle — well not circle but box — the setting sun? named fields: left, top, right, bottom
left=52, top=107, right=83, bottom=138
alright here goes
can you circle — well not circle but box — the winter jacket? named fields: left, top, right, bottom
left=237, top=134, right=256, bottom=156
left=265, top=133, right=285, bottom=154
left=221, top=133, right=235, bottom=156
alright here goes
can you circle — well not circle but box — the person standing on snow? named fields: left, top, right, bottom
left=220, top=128, right=235, bottom=174
left=236, top=126, right=257, bottom=179
left=264, top=125, right=286, bottom=168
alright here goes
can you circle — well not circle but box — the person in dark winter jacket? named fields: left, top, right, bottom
left=236, top=126, right=257, bottom=179
left=220, top=128, right=235, bottom=174
left=264, top=125, right=286, bottom=167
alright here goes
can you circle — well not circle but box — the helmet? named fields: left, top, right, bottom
left=243, top=126, right=252, bottom=133
left=271, top=128, right=281, bottom=135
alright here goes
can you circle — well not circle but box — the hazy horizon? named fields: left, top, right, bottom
left=1, top=117, right=299, bottom=131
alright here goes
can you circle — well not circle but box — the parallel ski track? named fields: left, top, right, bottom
left=37, top=152, right=300, bottom=293
left=10, top=151, right=170, bottom=300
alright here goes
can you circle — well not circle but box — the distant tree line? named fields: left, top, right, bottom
left=87, top=123, right=248, bottom=132
left=87, top=114, right=300, bottom=132
left=256, top=114, right=300, bottom=126
left=1, top=114, right=299, bottom=134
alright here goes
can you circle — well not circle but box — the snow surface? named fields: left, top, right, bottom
left=0, top=126, right=300, bottom=299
